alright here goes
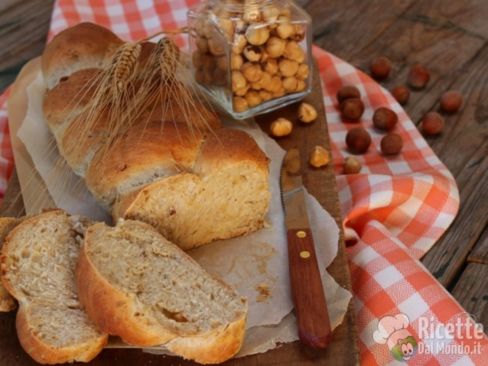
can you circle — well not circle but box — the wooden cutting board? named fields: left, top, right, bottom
left=0, top=61, right=358, bottom=365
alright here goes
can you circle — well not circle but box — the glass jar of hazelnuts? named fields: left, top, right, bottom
left=188, top=0, right=312, bottom=119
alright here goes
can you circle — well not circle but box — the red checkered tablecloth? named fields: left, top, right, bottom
left=0, top=1, right=486, bottom=365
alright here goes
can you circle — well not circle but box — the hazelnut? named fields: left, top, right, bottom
left=440, top=91, right=463, bottom=113
left=218, top=18, right=234, bottom=39
left=292, top=24, right=306, bottom=41
left=270, top=117, right=293, bottom=137
left=241, top=62, right=263, bottom=83
left=260, top=50, right=270, bottom=63
left=408, top=64, right=430, bottom=90
left=259, top=90, right=272, bottom=101
left=208, top=37, right=225, bottom=56
left=421, top=112, right=444, bottom=136
left=263, top=5, right=280, bottom=23
left=276, top=21, right=295, bottom=39
left=232, top=71, right=247, bottom=91
left=346, top=127, right=371, bottom=154
left=232, top=34, right=247, bottom=54
left=310, top=146, right=330, bottom=168
left=243, top=45, right=263, bottom=62
left=195, top=37, right=209, bottom=53
left=213, top=68, right=227, bottom=86
left=272, top=87, right=286, bottom=98
left=283, top=41, right=305, bottom=63
left=280, top=6, right=292, bottom=18
left=194, top=69, right=206, bottom=84
left=243, top=5, right=261, bottom=23
left=279, top=59, right=299, bottom=77
left=296, top=79, right=306, bottom=92
left=234, top=20, right=247, bottom=34
left=233, top=96, right=249, bottom=113
left=264, top=58, right=279, bottom=75
left=296, top=63, right=309, bottom=80
left=380, top=133, right=403, bottom=155
left=370, top=56, right=392, bottom=81
left=284, top=148, right=300, bottom=174
left=283, top=76, right=298, bottom=92
left=245, top=90, right=262, bottom=107
left=340, top=98, right=365, bottom=121
left=245, top=25, right=270, bottom=46
left=391, top=86, right=410, bottom=105
left=252, top=71, right=272, bottom=90
left=344, top=156, right=362, bottom=174
left=234, top=84, right=250, bottom=97
left=264, top=75, right=282, bottom=93
left=266, top=37, right=286, bottom=58
left=231, top=53, right=243, bottom=70
left=199, top=53, right=215, bottom=69
left=298, top=102, right=318, bottom=123
left=337, top=85, right=360, bottom=104
left=373, top=107, right=398, bottom=131
left=216, top=56, right=228, bottom=71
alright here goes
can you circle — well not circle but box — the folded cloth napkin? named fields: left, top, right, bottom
left=0, top=1, right=486, bottom=364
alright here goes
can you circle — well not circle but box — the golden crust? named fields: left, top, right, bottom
left=194, top=128, right=269, bottom=175
left=76, top=230, right=177, bottom=346
left=166, top=316, right=246, bottom=364
left=16, top=306, right=108, bottom=365
left=85, top=121, right=204, bottom=207
left=41, top=22, right=123, bottom=88
left=43, top=68, right=101, bottom=129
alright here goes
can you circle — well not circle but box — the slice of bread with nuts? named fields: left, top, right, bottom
left=77, top=219, right=248, bottom=364
left=0, top=210, right=108, bottom=364
left=0, top=216, right=24, bottom=312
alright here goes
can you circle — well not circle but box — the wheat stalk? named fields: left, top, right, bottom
left=108, top=42, right=142, bottom=97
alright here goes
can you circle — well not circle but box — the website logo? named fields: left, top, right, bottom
left=373, top=312, right=484, bottom=362
left=373, top=313, right=417, bottom=361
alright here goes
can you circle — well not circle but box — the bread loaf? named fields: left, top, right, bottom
left=0, top=210, right=108, bottom=364
left=77, top=219, right=247, bottom=364
left=41, top=22, right=270, bottom=250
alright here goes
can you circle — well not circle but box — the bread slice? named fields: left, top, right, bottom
left=0, top=217, right=23, bottom=311
left=0, top=210, right=108, bottom=364
left=77, top=219, right=247, bottom=364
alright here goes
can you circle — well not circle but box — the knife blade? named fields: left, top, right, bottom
left=280, top=148, right=332, bottom=349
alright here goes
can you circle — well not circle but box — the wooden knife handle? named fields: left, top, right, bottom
left=287, top=228, right=332, bottom=349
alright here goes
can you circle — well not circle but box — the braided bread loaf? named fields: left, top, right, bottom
left=41, top=23, right=270, bottom=250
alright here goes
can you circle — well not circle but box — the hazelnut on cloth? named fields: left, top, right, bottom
left=340, top=98, right=365, bottom=121
left=346, top=127, right=371, bottom=154
left=344, top=156, right=362, bottom=174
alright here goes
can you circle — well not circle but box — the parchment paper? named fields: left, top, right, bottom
left=15, top=70, right=352, bottom=357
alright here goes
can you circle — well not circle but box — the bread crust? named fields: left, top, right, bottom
left=16, top=306, right=107, bottom=364
left=76, top=235, right=177, bottom=346
left=42, top=22, right=122, bottom=89
left=166, top=316, right=246, bottom=364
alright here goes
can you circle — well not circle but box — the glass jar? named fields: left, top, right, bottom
left=188, top=0, right=312, bottom=119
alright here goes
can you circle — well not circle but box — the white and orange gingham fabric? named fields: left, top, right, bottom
left=0, top=1, right=486, bottom=365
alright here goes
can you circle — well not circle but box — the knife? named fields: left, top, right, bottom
left=280, top=148, right=332, bottom=349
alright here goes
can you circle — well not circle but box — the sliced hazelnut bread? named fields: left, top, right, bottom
left=0, top=217, right=23, bottom=311
left=77, top=219, right=247, bottom=364
left=0, top=210, right=108, bottom=364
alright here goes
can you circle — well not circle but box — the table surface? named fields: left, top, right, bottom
left=0, top=0, right=486, bottom=345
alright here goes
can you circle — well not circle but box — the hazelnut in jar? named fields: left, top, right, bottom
left=188, top=0, right=312, bottom=119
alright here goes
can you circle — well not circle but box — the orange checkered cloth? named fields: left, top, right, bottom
left=0, top=1, right=486, bottom=364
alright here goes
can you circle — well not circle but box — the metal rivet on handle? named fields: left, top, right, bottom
left=300, top=250, right=310, bottom=259
left=296, top=230, right=307, bottom=238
